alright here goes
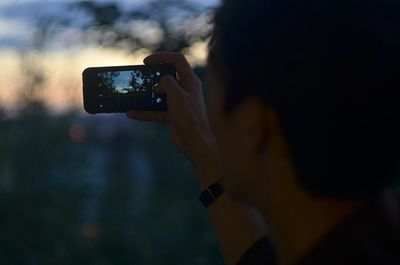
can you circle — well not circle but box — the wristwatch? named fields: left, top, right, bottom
left=198, top=180, right=224, bottom=208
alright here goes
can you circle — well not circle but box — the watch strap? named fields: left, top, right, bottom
left=198, top=180, right=224, bottom=208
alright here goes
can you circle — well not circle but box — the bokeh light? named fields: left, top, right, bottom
left=0, top=1, right=223, bottom=264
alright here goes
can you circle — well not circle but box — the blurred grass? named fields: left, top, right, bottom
left=0, top=110, right=223, bottom=264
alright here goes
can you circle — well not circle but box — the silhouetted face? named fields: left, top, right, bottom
left=206, top=65, right=262, bottom=202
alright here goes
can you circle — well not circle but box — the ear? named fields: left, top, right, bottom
left=230, top=97, right=274, bottom=156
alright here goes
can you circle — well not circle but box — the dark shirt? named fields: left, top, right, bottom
left=237, top=190, right=400, bottom=265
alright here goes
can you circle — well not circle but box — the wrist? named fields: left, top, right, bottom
left=189, top=143, right=221, bottom=188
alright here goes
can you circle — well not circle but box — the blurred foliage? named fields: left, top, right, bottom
left=30, top=0, right=214, bottom=53
left=0, top=113, right=222, bottom=265
left=0, top=1, right=223, bottom=264
left=75, top=0, right=213, bottom=52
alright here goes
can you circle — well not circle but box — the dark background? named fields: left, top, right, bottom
left=0, top=1, right=223, bottom=264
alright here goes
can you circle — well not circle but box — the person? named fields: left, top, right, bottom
left=127, top=0, right=400, bottom=264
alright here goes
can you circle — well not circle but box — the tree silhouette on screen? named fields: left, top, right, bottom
left=128, top=71, right=156, bottom=94
left=98, top=71, right=120, bottom=94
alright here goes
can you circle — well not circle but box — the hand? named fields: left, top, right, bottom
left=127, top=53, right=217, bottom=173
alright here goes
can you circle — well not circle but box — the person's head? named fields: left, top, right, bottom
left=206, top=0, right=400, bottom=204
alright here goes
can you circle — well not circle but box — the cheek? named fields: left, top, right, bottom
left=208, top=88, right=233, bottom=161
left=207, top=91, right=247, bottom=194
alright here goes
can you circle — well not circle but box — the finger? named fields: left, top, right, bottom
left=159, top=75, right=180, bottom=89
left=153, top=84, right=166, bottom=94
left=159, top=75, right=183, bottom=100
left=144, top=53, right=197, bottom=88
left=154, top=75, right=184, bottom=112
left=126, top=110, right=167, bottom=122
left=144, top=52, right=192, bottom=74
left=127, top=76, right=183, bottom=122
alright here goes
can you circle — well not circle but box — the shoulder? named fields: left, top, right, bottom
left=296, top=189, right=400, bottom=265
left=236, top=236, right=277, bottom=265
left=236, top=190, right=400, bottom=265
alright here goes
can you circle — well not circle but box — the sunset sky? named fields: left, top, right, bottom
left=0, top=0, right=217, bottom=114
left=113, top=71, right=132, bottom=93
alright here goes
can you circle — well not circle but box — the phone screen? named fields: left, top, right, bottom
left=83, top=64, right=175, bottom=113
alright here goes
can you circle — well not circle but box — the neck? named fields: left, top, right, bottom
left=256, top=168, right=362, bottom=265
left=245, top=120, right=363, bottom=265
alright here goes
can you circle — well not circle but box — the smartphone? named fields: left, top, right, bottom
left=82, top=64, right=176, bottom=113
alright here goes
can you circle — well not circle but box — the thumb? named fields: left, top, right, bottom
left=156, top=75, right=184, bottom=100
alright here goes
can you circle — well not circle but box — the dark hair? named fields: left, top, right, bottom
left=208, top=0, right=400, bottom=198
